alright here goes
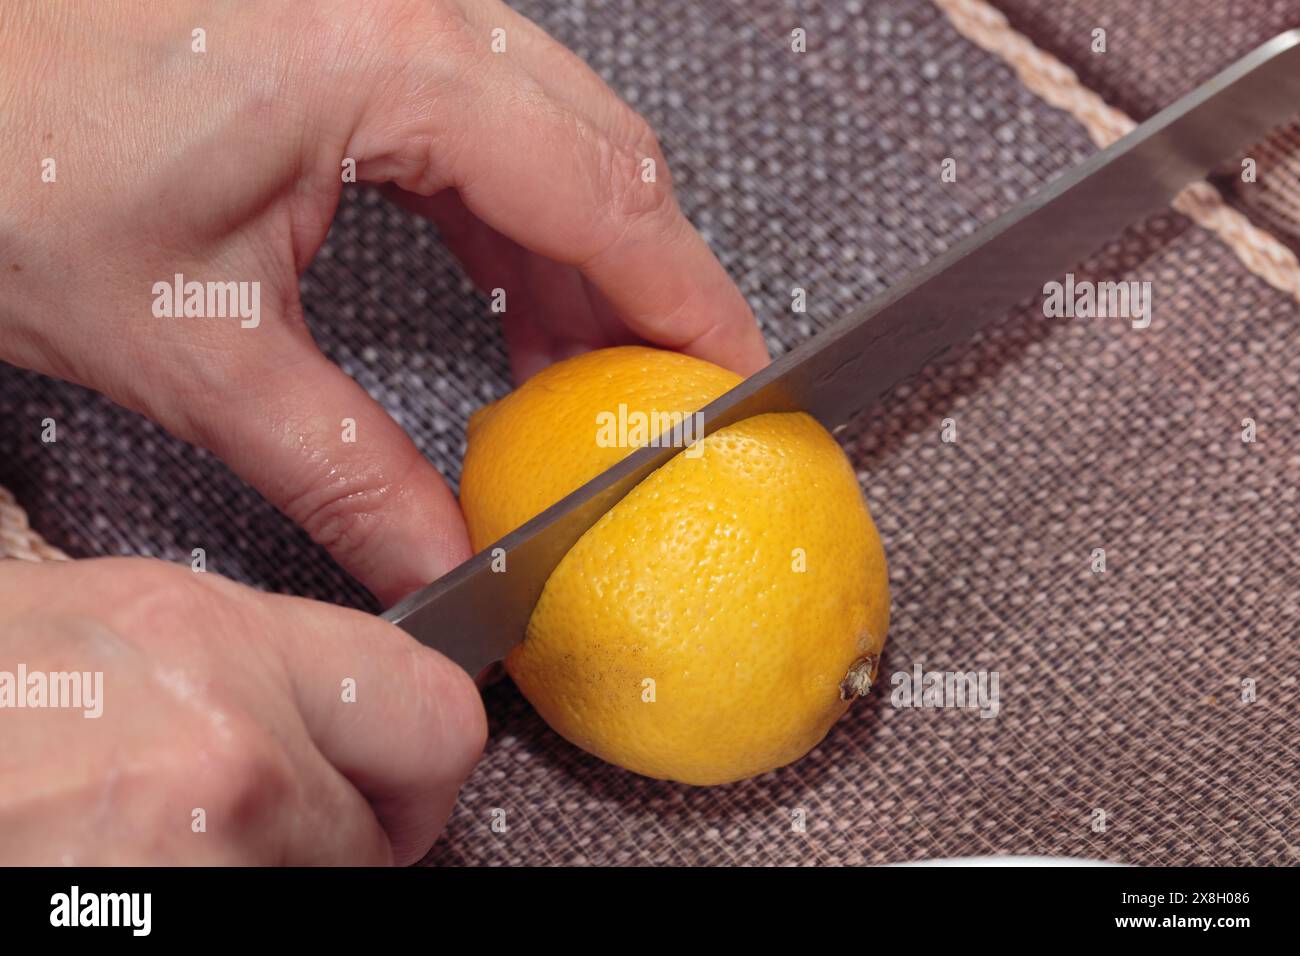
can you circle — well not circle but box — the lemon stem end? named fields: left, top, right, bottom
left=839, top=655, right=880, bottom=701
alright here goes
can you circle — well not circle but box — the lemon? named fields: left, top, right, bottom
left=460, top=346, right=889, bottom=785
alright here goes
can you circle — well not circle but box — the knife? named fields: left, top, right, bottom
left=384, top=29, right=1300, bottom=676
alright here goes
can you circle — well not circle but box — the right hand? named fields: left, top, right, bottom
left=0, top=558, right=485, bottom=865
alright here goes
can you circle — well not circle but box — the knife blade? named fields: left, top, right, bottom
left=384, top=29, right=1300, bottom=675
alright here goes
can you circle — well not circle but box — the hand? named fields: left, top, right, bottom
left=0, top=558, right=485, bottom=865
left=0, top=0, right=768, bottom=604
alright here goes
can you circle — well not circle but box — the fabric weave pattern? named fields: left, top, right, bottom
left=0, top=0, right=1295, bottom=866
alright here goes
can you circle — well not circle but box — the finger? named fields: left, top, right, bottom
left=388, top=188, right=636, bottom=381
left=490, top=7, right=770, bottom=373
left=0, top=560, right=397, bottom=865
left=174, top=313, right=472, bottom=607
left=351, top=9, right=769, bottom=376
left=277, top=749, right=397, bottom=866
left=265, top=591, right=487, bottom=866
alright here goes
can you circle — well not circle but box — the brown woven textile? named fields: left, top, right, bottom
left=1, top=0, right=1297, bottom=865
left=996, top=0, right=1300, bottom=118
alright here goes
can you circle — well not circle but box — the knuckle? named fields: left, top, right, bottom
left=282, top=467, right=406, bottom=569
left=366, top=0, right=484, bottom=97
left=289, top=0, right=469, bottom=71
left=408, top=646, right=488, bottom=770
left=373, top=0, right=473, bottom=41
left=301, top=0, right=487, bottom=196
left=189, top=719, right=296, bottom=847
left=100, top=559, right=258, bottom=658
left=113, top=561, right=211, bottom=629
left=623, top=108, right=666, bottom=165
left=594, top=108, right=676, bottom=235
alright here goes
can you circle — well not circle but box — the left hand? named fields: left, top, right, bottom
left=0, top=0, right=768, bottom=606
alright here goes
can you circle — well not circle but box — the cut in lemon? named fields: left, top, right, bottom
left=460, top=346, right=889, bottom=785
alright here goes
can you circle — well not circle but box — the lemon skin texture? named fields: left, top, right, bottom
left=459, top=347, right=889, bottom=786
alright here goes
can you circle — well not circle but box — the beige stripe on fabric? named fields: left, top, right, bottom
left=932, top=0, right=1300, bottom=300
left=0, top=485, right=68, bottom=562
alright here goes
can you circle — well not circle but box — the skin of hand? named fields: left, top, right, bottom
left=0, top=0, right=769, bottom=605
left=0, top=558, right=486, bottom=865
left=0, top=0, right=767, bottom=864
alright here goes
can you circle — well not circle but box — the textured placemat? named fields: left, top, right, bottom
left=1, top=0, right=1296, bottom=866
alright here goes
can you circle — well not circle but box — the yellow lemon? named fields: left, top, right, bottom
left=460, top=346, right=889, bottom=785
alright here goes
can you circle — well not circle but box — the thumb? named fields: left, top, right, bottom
left=187, top=332, right=471, bottom=607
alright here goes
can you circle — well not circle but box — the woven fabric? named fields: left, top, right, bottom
left=994, top=0, right=1300, bottom=257
left=1, top=0, right=1297, bottom=865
